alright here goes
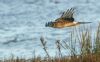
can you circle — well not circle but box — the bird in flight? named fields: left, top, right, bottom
left=45, top=8, right=91, bottom=28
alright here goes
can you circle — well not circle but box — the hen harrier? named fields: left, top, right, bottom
left=45, top=8, right=91, bottom=28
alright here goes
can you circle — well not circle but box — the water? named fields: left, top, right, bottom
left=0, top=0, right=99, bottom=58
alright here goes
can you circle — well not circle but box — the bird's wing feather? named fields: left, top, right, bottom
left=55, top=8, right=75, bottom=22
left=61, top=8, right=75, bottom=19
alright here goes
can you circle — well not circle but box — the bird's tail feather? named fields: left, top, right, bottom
left=78, top=22, right=92, bottom=24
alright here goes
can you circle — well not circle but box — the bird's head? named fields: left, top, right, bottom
left=45, top=21, right=54, bottom=27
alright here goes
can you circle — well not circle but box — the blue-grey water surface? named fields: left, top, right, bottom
left=0, top=0, right=99, bottom=58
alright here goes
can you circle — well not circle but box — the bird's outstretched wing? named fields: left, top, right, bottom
left=61, top=8, right=74, bottom=18
left=54, top=8, right=75, bottom=22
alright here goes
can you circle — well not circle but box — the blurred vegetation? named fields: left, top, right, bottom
left=1, top=23, right=100, bottom=62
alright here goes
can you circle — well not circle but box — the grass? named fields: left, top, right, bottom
left=0, top=23, right=100, bottom=62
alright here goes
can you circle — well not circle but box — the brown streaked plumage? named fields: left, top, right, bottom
left=50, top=21, right=79, bottom=28
left=45, top=8, right=91, bottom=28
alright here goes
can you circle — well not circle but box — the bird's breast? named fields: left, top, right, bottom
left=53, top=21, right=79, bottom=28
